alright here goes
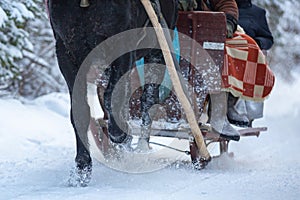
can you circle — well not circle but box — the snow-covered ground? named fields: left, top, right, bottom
left=1, top=74, right=300, bottom=200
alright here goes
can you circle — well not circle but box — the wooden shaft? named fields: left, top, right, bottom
left=140, top=0, right=210, bottom=160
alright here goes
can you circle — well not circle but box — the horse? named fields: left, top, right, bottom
left=47, top=0, right=178, bottom=185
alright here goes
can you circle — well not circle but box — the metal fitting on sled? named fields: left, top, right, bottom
left=80, top=0, right=90, bottom=7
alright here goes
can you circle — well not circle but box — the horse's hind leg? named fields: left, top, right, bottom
left=55, top=36, right=92, bottom=186
left=138, top=50, right=166, bottom=150
left=104, top=52, right=134, bottom=147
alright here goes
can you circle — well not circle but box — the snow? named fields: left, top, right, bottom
left=0, top=7, right=7, bottom=27
left=1, top=75, right=300, bottom=200
left=10, top=2, right=34, bottom=23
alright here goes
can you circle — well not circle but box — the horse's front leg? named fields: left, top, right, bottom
left=55, top=36, right=92, bottom=186
left=137, top=50, right=166, bottom=151
left=71, top=71, right=92, bottom=186
left=104, top=52, right=134, bottom=149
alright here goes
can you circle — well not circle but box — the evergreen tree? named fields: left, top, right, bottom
left=0, top=0, right=65, bottom=98
left=1, top=0, right=300, bottom=98
left=272, top=0, right=300, bottom=80
left=1, top=0, right=39, bottom=93
left=254, top=0, right=300, bottom=81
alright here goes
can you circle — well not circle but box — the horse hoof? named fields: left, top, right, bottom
left=112, top=135, right=134, bottom=152
left=68, top=162, right=92, bottom=187
left=108, top=120, right=129, bottom=144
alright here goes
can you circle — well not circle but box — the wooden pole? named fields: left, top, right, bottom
left=140, top=0, right=211, bottom=161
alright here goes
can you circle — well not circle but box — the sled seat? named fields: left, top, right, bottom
left=176, top=11, right=226, bottom=92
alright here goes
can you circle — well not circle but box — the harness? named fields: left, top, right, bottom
left=178, top=0, right=214, bottom=11
left=80, top=0, right=90, bottom=7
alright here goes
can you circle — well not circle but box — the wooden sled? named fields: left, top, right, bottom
left=89, top=117, right=267, bottom=166
left=88, top=11, right=268, bottom=169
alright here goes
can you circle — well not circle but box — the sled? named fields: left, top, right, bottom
left=88, top=11, right=268, bottom=169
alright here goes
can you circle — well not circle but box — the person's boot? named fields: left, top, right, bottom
left=245, top=101, right=264, bottom=127
left=209, top=92, right=240, bottom=141
left=227, top=94, right=250, bottom=127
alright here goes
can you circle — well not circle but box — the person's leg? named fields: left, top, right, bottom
left=245, top=101, right=264, bottom=127
left=104, top=53, right=134, bottom=145
left=209, top=92, right=240, bottom=141
left=227, top=93, right=250, bottom=127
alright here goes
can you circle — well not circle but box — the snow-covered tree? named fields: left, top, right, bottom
left=0, top=0, right=65, bottom=98
left=0, top=0, right=39, bottom=94
left=271, top=0, right=300, bottom=81
left=18, top=10, right=66, bottom=98
left=1, top=0, right=300, bottom=98
left=254, top=0, right=300, bottom=82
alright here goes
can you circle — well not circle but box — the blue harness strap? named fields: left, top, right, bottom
left=136, top=27, right=180, bottom=101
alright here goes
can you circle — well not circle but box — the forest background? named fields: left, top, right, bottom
left=1, top=0, right=299, bottom=98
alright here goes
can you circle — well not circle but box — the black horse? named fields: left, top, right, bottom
left=47, top=0, right=178, bottom=185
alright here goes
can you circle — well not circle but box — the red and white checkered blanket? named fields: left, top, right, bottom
left=222, top=32, right=275, bottom=101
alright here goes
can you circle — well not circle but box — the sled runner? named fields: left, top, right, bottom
left=88, top=11, right=270, bottom=169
